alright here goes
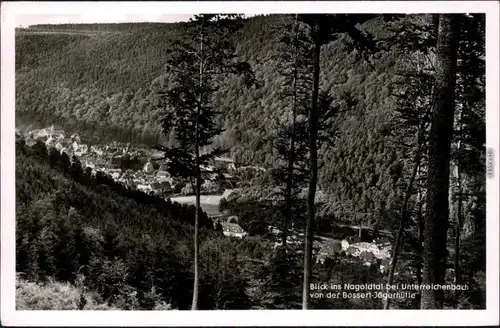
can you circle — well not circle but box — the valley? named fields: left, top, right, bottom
left=13, top=13, right=487, bottom=311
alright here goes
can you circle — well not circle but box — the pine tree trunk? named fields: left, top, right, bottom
left=302, top=41, right=321, bottom=310
left=421, top=14, right=459, bottom=309
left=191, top=29, right=204, bottom=311
left=283, top=14, right=299, bottom=249
left=454, top=110, right=463, bottom=308
left=454, top=165, right=462, bottom=308
left=415, top=179, right=424, bottom=307
left=192, top=158, right=201, bottom=310
left=430, top=14, right=441, bottom=46
left=384, top=147, right=421, bottom=309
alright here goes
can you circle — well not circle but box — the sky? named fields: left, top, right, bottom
left=8, top=2, right=259, bottom=27
left=15, top=13, right=195, bottom=27
left=8, top=1, right=491, bottom=27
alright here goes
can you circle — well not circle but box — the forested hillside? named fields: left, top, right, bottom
left=15, top=138, right=260, bottom=310
left=15, top=13, right=486, bottom=310
left=16, top=15, right=408, bottom=224
left=17, top=137, right=386, bottom=310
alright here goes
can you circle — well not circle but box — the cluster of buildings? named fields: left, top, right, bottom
left=267, top=221, right=393, bottom=273
left=315, top=236, right=392, bottom=272
left=102, top=166, right=177, bottom=195
left=21, top=126, right=248, bottom=198
left=24, top=126, right=88, bottom=157
left=80, top=157, right=184, bottom=197
left=21, top=126, right=180, bottom=195
left=341, top=236, right=392, bottom=259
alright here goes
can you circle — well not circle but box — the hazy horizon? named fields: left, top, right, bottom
left=15, top=14, right=196, bottom=28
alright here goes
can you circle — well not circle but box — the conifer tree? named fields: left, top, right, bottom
left=273, top=14, right=313, bottom=249
left=379, top=14, right=437, bottom=309
left=154, top=14, right=253, bottom=310
left=450, top=13, right=485, bottom=308
left=421, top=14, right=460, bottom=309
left=297, top=13, right=378, bottom=309
left=52, top=210, right=77, bottom=282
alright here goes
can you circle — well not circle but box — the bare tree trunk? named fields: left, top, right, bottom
left=421, top=14, right=459, bottom=309
left=283, top=14, right=299, bottom=249
left=384, top=146, right=421, bottom=309
left=192, top=151, right=201, bottom=310
left=453, top=110, right=464, bottom=308
left=191, top=29, right=204, bottom=311
left=453, top=165, right=462, bottom=308
left=302, top=41, right=320, bottom=310
left=415, top=175, right=424, bottom=306
left=430, top=14, right=440, bottom=46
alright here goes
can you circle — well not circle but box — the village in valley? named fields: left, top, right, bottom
left=12, top=10, right=488, bottom=312
left=17, top=125, right=394, bottom=275
left=18, top=125, right=241, bottom=196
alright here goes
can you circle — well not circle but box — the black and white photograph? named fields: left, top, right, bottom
left=1, top=1, right=499, bottom=326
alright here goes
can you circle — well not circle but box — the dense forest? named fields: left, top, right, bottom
left=15, top=13, right=486, bottom=310
left=16, top=138, right=398, bottom=310
left=15, top=15, right=426, bottom=226
left=16, top=137, right=261, bottom=309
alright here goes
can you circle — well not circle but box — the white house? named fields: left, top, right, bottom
left=55, top=143, right=64, bottom=152
left=45, top=135, right=54, bottom=146
left=70, top=133, right=81, bottom=143
left=60, top=147, right=69, bottom=155
left=341, top=237, right=391, bottom=260
left=36, top=128, right=51, bottom=139
left=79, top=144, right=88, bottom=155
left=221, top=217, right=247, bottom=238
left=222, top=224, right=247, bottom=238
left=137, top=184, right=153, bottom=193
left=341, top=236, right=362, bottom=251
left=157, top=170, right=170, bottom=183
left=341, top=239, right=350, bottom=251
left=157, top=170, right=169, bottom=177
left=91, top=146, right=104, bottom=156
left=55, top=132, right=65, bottom=141
left=72, top=141, right=79, bottom=151
left=85, top=160, right=95, bottom=169
left=201, top=165, right=215, bottom=172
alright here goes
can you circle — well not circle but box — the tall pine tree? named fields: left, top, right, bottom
left=297, top=13, right=378, bottom=309
left=273, top=14, right=313, bottom=249
left=154, top=14, right=252, bottom=310
left=421, top=14, right=460, bottom=309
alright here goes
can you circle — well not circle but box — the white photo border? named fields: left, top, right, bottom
left=1, top=1, right=499, bottom=326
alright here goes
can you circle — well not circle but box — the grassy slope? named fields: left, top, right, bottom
left=16, top=278, right=116, bottom=310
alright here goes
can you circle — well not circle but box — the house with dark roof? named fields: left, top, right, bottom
left=221, top=217, right=247, bottom=238
left=341, top=236, right=362, bottom=251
